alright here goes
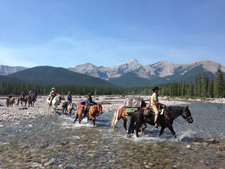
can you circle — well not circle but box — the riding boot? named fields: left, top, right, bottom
left=49, top=98, right=53, bottom=106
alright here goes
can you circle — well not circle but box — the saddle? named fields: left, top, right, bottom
left=143, top=107, right=165, bottom=116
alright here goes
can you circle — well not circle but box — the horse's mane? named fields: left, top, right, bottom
left=166, top=106, right=185, bottom=119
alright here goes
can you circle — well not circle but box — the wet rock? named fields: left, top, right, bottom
left=208, top=138, right=216, bottom=142
left=44, top=158, right=55, bottom=166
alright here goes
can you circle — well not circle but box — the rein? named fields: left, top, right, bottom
left=167, top=107, right=191, bottom=125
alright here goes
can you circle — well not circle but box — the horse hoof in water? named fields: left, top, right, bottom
left=126, top=134, right=133, bottom=138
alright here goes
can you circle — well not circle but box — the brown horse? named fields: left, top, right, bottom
left=17, top=95, right=29, bottom=106
left=111, top=106, right=128, bottom=131
left=28, top=94, right=37, bottom=107
left=74, top=103, right=102, bottom=126
left=6, top=98, right=15, bottom=107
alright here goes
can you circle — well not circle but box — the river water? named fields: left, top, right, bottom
left=0, top=102, right=224, bottom=168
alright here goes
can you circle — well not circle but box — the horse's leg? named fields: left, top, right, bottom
left=74, top=113, right=78, bottom=123
left=141, top=123, right=147, bottom=134
left=122, top=116, right=127, bottom=131
left=167, top=125, right=176, bottom=138
left=136, top=123, right=141, bottom=137
left=132, top=124, right=136, bottom=133
left=89, top=113, right=95, bottom=121
left=159, top=126, right=166, bottom=137
left=93, top=118, right=96, bottom=126
left=79, top=115, right=83, bottom=124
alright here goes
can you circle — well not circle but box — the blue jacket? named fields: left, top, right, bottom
left=67, top=95, right=72, bottom=102
left=87, top=98, right=94, bottom=105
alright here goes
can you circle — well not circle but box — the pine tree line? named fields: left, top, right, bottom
left=130, top=65, right=225, bottom=98
left=0, top=65, right=225, bottom=98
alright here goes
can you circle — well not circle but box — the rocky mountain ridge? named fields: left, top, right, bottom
left=68, top=59, right=143, bottom=80
left=0, top=65, right=27, bottom=75
left=1, top=59, right=225, bottom=88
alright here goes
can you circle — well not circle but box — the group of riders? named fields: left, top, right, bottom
left=48, top=87, right=96, bottom=116
left=7, top=88, right=37, bottom=105
left=8, top=86, right=165, bottom=127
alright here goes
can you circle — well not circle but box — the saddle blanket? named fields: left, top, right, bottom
left=143, top=108, right=164, bottom=116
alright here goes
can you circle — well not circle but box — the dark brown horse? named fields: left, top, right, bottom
left=128, top=106, right=193, bottom=138
left=6, top=98, right=15, bottom=107
left=17, top=95, right=29, bottom=106
left=74, top=103, right=102, bottom=126
left=28, top=94, right=37, bottom=107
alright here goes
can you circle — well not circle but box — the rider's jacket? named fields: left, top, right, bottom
left=151, top=92, right=159, bottom=107
left=67, top=95, right=72, bottom=102
left=87, top=97, right=94, bottom=105
left=50, top=90, right=56, bottom=97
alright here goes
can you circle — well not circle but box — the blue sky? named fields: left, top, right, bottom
left=0, top=0, right=225, bottom=68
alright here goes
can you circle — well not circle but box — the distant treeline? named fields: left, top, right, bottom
left=1, top=65, right=225, bottom=98
left=131, top=65, right=225, bottom=98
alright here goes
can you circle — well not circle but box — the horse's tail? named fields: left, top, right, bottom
left=111, top=106, right=122, bottom=131
left=128, top=112, right=135, bottom=135
left=111, top=108, right=118, bottom=130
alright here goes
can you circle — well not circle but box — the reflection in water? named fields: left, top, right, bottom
left=0, top=102, right=224, bottom=168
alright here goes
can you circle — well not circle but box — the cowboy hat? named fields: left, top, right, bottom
left=152, top=86, right=159, bottom=91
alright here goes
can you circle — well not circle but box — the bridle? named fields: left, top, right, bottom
left=182, top=108, right=192, bottom=121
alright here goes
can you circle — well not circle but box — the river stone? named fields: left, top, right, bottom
left=44, top=159, right=55, bottom=166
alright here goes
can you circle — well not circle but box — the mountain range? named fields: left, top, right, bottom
left=1, top=59, right=225, bottom=88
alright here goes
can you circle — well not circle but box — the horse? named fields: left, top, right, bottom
left=47, top=94, right=64, bottom=113
left=6, top=98, right=15, bottom=107
left=111, top=100, right=147, bottom=131
left=16, top=95, right=29, bottom=106
left=74, top=103, right=102, bottom=126
left=111, top=106, right=129, bottom=131
left=128, top=106, right=193, bottom=138
left=62, top=101, right=77, bottom=115
left=28, top=94, right=37, bottom=107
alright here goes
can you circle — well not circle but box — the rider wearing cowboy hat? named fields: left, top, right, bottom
left=49, top=87, right=56, bottom=105
left=151, top=87, right=166, bottom=128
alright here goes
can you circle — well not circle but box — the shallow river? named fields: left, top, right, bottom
left=0, top=102, right=224, bottom=168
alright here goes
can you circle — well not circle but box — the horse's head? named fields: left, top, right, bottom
left=182, top=106, right=193, bottom=123
left=97, top=104, right=103, bottom=114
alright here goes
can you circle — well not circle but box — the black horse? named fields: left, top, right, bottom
left=128, top=106, right=193, bottom=138
left=28, top=93, right=37, bottom=107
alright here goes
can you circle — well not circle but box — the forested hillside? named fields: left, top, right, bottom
left=0, top=66, right=116, bottom=87
left=1, top=65, right=225, bottom=98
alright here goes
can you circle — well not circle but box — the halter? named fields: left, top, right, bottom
left=182, top=108, right=192, bottom=121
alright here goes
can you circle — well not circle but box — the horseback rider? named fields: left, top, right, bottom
left=29, top=89, right=35, bottom=97
left=49, top=87, right=56, bottom=105
left=151, top=87, right=166, bottom=128
left=8, top=94, right=12, bottom=99
left=67, top=91, right=72, bottom=104
left=7, top=94, right=12, bottom=103
left=83, top=93, right=96, bottom=116
left=21, top=90, right=26, bottom=101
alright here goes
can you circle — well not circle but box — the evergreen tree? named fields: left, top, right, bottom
left=201, top=72, right=208, bottom=97
left=208, top=79, right=214, bottom=98
left=214, top=64, right=225, bottom=98
left=189, top=81, right=194, bottom=97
